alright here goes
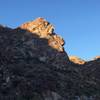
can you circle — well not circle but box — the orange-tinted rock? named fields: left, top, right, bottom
left=69, top=56, right=85, bottom=64
left=20, top=17, right=65, bottom=52
left=93, top=56, right=100, bottom=60
left=20, top=17, right=54, bottom=37
left=48, top=35, right=64, bottom=52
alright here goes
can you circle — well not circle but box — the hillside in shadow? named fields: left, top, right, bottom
left=0, top=21, right=70, bottom=99
left=0, top=18, right=100, bottom=100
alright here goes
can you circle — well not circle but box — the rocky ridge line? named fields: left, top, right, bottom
left=0, top=18, right=100, bottom=100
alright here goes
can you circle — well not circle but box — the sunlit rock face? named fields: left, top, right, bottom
left=69, top=56, right=85, bottom=64
left=20, top=18, right=54, bottom=37
left=20, top=18, right=65, bottom=52
left=93, top=56, right=100, bottom=60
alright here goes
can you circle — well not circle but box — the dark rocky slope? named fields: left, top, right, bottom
left=0, top=18, right=100, bottom=100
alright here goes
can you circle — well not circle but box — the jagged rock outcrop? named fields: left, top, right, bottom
left=19, top=18, right=69, bottom=69
left=0, top=18, right=100, bottom=100
left=69, top=56, right=85, bottom=64
left=20, top=18, right=54, bottom=38
left=93, top=56, right=100, bottom=60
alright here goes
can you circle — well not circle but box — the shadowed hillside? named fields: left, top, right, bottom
left=0, top=18, right=100, bottom=100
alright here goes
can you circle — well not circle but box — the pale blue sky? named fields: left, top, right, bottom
left=0, top=0, right=100, bottom=60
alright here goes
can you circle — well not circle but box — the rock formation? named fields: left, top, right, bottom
left=19, top=18, right=69, bottom=69
left=0, top=18, right=100, bottom=100
left=69, top=56, right=85, bottom=64
left=93, top=56, right=100, bottom=60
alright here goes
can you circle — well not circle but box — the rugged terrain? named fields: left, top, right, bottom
left=0, top=18, right=100, bottom=100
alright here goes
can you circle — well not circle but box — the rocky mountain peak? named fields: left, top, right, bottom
left=0, top=18, right=100, bottom=99
left=0, top=18, right=71, bottom=99
left=20, top=18, right=64, bottom=52
left=20, top=17, right=54, bottom=37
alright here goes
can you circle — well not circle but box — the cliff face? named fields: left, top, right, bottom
left=0, top=18, right=100, bottom=100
